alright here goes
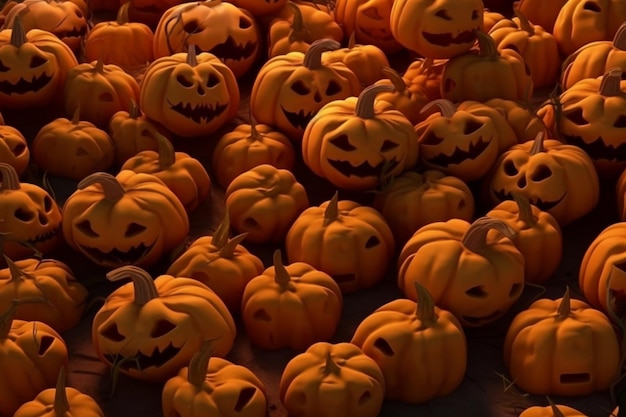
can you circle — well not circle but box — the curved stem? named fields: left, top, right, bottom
left=355, top=84, right=394, bottom=119
left=546, top=397, right=566, bottom=417
left=323, top=191, right=340, bottom=226
left=0, top=163, right=21, bottom=191
left=249, top=117, right=261, bottom=141
left=475, top=30, right=500, bottom=59
left=9, top=14, right=26, bottom=48
left=71, top=106, right=81, bottom=125
left=187, top=339, right=213, bottom=386
left=154, top=132, right=176, bottom=168
left=219, top=233, right=247, bottom=258
left=128, top=98, right=141, bottom=119
left=212, top=212, right=231, bottom=249
left=513, top=7, right=533, bottom=35
left=95, top=58, right=105, bottom=74
left=529, top=131, right=546, bottom=155
left=323, top=351, right=341, bottom=375
left=347, top=31, right=356, bottom=48
left=381, top=67, right=406, bottom=93
left=613, top=22, right=626, bottom=50
left=54, top=367, right=70, bottom=415
left=303, top=39, right=340, bottom=70
left=556, top=286, right=571, bottom=320
left=599, top=67, right=624, bottom=97
left=77, top=173, right=125, bottom=202
left=414, top=281, right=438, bottom=326
left=4, top=256, right=25, bottom=283
left=420, top=99, right=456, bottom=117
left=461, top=217, right=516, bottom=253
left=510, top=191, right=537, bottom=226
left=286, top=1, right=308, bottom=42
left=186, top=43, right=198, bottom=67
left=106, top=266, right=159, bottom=306
left=272, top=249, right=292, bottom=289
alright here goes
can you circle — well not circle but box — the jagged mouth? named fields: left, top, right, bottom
left=493, top=189, right=566, bottom=211
left=425, top=136, right=491, bottom=166
left=328, top=157, right=399, bottom=178
left=195, top=37, right=257, bottom=61
left=563, top=134, right=626, bottom=162
left=27, top=228, right=59, bottom=244
left=168, top=100, right=228, bottom=124
left=0, top=72, right=52, bottom=95
left=55, top=25, right=88, bottom=39
left=104, top=342, right=181, bottom=371
left=281, top=106, right=315, bottom=129
left=422, top=29, right=477, bottom=46
left=359, top=27, right=395, bottom=41
left=78, top=240, right=156, bottom=267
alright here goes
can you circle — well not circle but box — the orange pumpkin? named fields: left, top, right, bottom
left=519, top=401, right=589, bottom=417
left=374, top=66, right=430, bottom=125
left=334, top=0, right=401, bottom=53
left=0, top=124, right=29, bottom=175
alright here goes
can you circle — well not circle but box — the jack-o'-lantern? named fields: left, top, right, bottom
left=452, top=100, right=521, bottom=151
left=374, top=66, right=430, bottom=125
left=92, top=265, right=236, bottom=382
left=398, top=217, right=525, bottom=327
left=0, top=15, right=78, bottom=109
left=139, top=45, right=240, bottom=138
left=250, top=39, right=361, bottom=141
left=302, top=84, right=419, bottom=191
left=0, top=163, right=62, bottom=261
left=61, top=171, right=189, bottom=269
left=153, top=0, right=261, bottom=78
left=484, top=132, right=600, bottom=227
left=389, top=0, right=484, bottom=59
left=285, top=192, right=395, bottom=294
left=504, top=287, right=621, bottom=396
left=334, top=0, right=401, bottom=53
left=279, top=342, right=385, bottom=417
left=0, top=124, right=29, bottom=175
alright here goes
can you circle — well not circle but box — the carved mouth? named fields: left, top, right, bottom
left=328, top=157, right=399, bottom=178
left=0, top=72, right=53, bottom=95
left=78, top=240, right=156, bottom=267
left=563, top=134, right=626, bottom=162
left=168, top=100, right=228, bottom=124
left=55, top=25, right=88, bottom=39
left=359, top=27, right=395, bottom=41
left=462, top=310, right=502, bottom=326
left=196, top=37, right=257, bottom=61
left=281, top=106, right=315, bottom=129
left=28, top=228, right=59, bottom=244
left=493, top=189, right=566, bottom=211
left=422, top=29, right=477, bottom=46
left=425, top=135, right=491, bottom=166
left=104, top=342, right=181, bottom=370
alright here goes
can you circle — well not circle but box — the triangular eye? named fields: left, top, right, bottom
left=435, top=9, right=452, bottom=20
left=583, top=1, right=601, bottom=12
left=291, top=80, right=310, bottom=95
left=464, top=120, right=483, bottom=134
left=330, top=134, right=356, bottom=151
left=182, top=19, right=199, bottom=33
left=420, top=132, right=444, bottom=145
left=207, top=73, right=220, bottom=88
left=0, top=60, right=8, bottom=71
left=38, top=335, right=55, bottom=355
left=614, top=115, right=626, bottom=128
left=150, top=319, right=177, bottom=337
left=471, top=9, right=479, bottom=19
left=176, top=74, right=193, bottom=87
left=125, top=222, right=147, bottom=237
left=77, top=220, right=99, bottom=237
left=239, top=16, right=251, bottom=28
left=564, top=108, right=588, bottom=125
left=325, top=80, right=342, bottom=96
left=380, top=139, right=398, bottom=151
left=531, top=164, right=552, bottom=181
left=30, top=55, right=47, bottom=68
left=361, top=6, right=382, bottom=19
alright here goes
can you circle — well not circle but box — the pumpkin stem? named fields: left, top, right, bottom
left=546, top=396, right=566, bottom=417
left=303, top=39, right=341, bottom=70
left=95, top=57, right=105, bottom=74
left=613, top=22, right=626, bottom=50
left=420, top=57, right=435, bottom=75
left=322, top=351, right=341, bottom=375
left=286, top=1, right=308, bottom=42
left=77, top=172, right=125, bottom=202
left=4, top=255, right=25, bottom=283
left=347, top=31, right=356, bottom=48
left=187, top=339, right=214, bottom=386
left=115, top=6, right=128, bottom=24
left=0, top=162, right=21, bottom=191
left=154, top=132, right=176, bottom=168
left=529, top=131, right=546, bottom=155
left=461, top=216, right=516, bottom=253
left=420, top=99, right=456, bottom=117
left=129, top=98, right=141, bottom=119
left=475, top=30, right=500, bottom=59
left=599, top=67, right=624, bottom=97
left=414, top=281, right=438, bottom=326
left=381, top=67, right=406, bottom=93
left=556, top=286, right=572, bottom=319
left=186, top=43, right=198, bottom=67
left=71, top=106, right=81, bottom=125
left=323, top=191, right=340, bottom=226
left=355, top=84, right=395, bottom=119
left=249, top=117, right=261, bottom=141
left=106, top=265, right=160, bottom=306
left=273, top=249, right=293, bottom=289
left=212, top=212, right=231, bottom=249
left=219, top=233, right=247, bottom=258
left=513, top=7, right=533, bottom=35
left=9, top=14, right=26, bottom=48
left=54, top=367, right=70, bottom=415
left=510, top=191, right=537, bottom=226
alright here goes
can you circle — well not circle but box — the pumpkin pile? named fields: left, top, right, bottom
left=1, top=0, right=626, bottom=416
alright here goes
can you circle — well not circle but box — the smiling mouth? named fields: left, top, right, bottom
left=425, top=135, right=491, bottom=166
left=328, top=157, right=399, bottom=178
left=55, top=25, right=88, bottom=39
left=281, top=106, right=315, bottom=129
left=28, top=228, right=59, bottom=244
left=168, top=100, right=228, bottom=124
left=563, top=134, right=626, bottom=162
left=493, top=189, right=566, bottom=211
left=78, top=240, right=156, bottom=267
left=195, top=37, right=257, bottom=61
left=359, top=27, right=395, bottom=41
left=422, top=29, right=477, bottom=46
left=0, top=72, right=53, bottom=95
left=104, top=342, right=181, bottom=371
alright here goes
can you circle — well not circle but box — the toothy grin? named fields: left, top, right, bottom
left=0, top=72, right=52, bottom=95
left=563, top=134, right=626, bottom=161
left=195, top=37, right=257, bottom=61
left=281, top=106, right=315, bottom=129
left=168, top=100, right=228, bottom=124
left=104, top=342, right=181, bottom=370
left=422, top=29, right=477, bottom=46
left=56, top=26, right=88, bottom=39
left=493, top=189, right=566, bottom=211
left=327, top=157, right=399, bottom=178
left=425, top=135, right=491, bottom=166
left=28, top=228, right=59, bottom=244
left=78, top=240, right=156, bottom=267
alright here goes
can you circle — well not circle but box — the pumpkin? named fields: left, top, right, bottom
left=372, top=169, right=475, bottom=245
left=374, top=66, right=430, bottom=125
left=31, top=108, right=115, bottom=181
left=476, top=97, right=548, bottom=143
left=504, top=287, right=621, bottom=396
left=13, top=367, right=105, bottom=417
left=0, top=15, right=78, bottom=109
left=0, top=163, right=62, bottom=261
left=225, top=164, right=309, bottom=244
left=515, top=0, right=567, bottom=33
left=0, top=299, right=69, bottom=417
left=486, top=192, right=562, bottom=284
left=152, top=0, right=261, bottom=78
left=211, top=118, right=296, bottom=189
left=398, top=217, right=525, bottom=327
left=402, top=57, right=444, bottom=102
left=0, top=123, right=29, bottom=175
left=441, top=30, right=533, bottom=103
left=302, top=84, right=419, bottom=191
left=0, top=256, right=87, bottom=333
left=351, top=282, right=467, bottom=403
left=279, top=341, right=385, bottom=417
left=92, top=265, right=237, bottom=382
left=167, top=213, right=264, bottom=313
left=389, top=0, right=484, bottom=59
left=120, top=131, right=212, bottom=212
left=519, top=401, right=589, bottom=417
left=285, top=192, right=395, bottom=294
left=482, top=8, right=506, bottom=33
left=139, top=45, right=240, bottom=138
left=483, top=132, right=600, bottom=227
left=162, top=339, right=267, bottom=417
left=241, top=250, right=342, bottom=351
left=250, top=38, right=362, bottom=141
left=61, top=171, right=189, bottom=269
left=334, top=0, right=401, bottom=53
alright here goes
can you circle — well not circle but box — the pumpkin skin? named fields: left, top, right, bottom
left=518, top=403, right=589, bottom=417
left=302, top=84, right=419, bottom=191
left=477, top=98, right=548, bottom=144
left=250, top=39, right=362, bottom=141
left=61, top=171, right=189, bottom=269
left=0, top=124, right=29, bottom=175
left=241, top=250, right=343, bottom=351
left=389, top=0, right=484, bottom=59
left=504, top=288, right=621, bottom=396
left=279, top=342, right=385, bottom=417
left=515, top=0, right=567, bottom=33
left=0, top=163, right=62, bottom=262
left=162, top=340, right=267, bottom=417
left=334, top=0, right=401, bottom=53
left=139, top=47, right=240, bottom=138
left=351, top=282, right=466, bottom=403
left=374, top=66, right=430, bottom=125
left=402, top=57, right=445, bottom=102
left=225, top=164, right=309, bottom=244
left=285, top=192, right=395, bottom=294
left=92, top=266, right=237, bottom=382
left=482, top=9, right=506, bottom=32
left=397, top=217, right=525, bottom=327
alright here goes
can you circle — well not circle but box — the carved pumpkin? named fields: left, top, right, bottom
left=162, top=340, right=267, bottom=417
left=241, top=250, right=342, bottom=351
left=398, top=217, right=525, bottom=327
left=285, top=192, right=395, bottom=294
left=0, top=124, right=29, bottom=175
left=302, top=84, right=419, bottom=191
left=92, top=265, right=237, bottom=382
left=250, top=39, right=361, bottom=141
left=0, top=163, right=62, bottom=261
left=61, top=171, right=189, bottom=269
left=504, top=287, right=621, bottom=396
left=279, top=341, right=385, bottom=417
left=374, top=66, right=430, bottom=125
left=389, top=0, right=483, bottom=59
left=484, top=132, right=600, bottom=227
left=139, top=46, right=240, bottom=138
left=351, top=282, right=467, bottom=403
left=334, top=0, right=401, bottom=53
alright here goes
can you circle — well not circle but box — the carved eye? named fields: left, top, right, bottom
left=365, top=236, right=380, bottom=248
left=325, top=80, right=342, bottom=96
left=30, top=55, right=47, bottom=68
left=38, top=336, right=55, bottom=355
left=77, top=220, right=99, bottom=237
left=466, top=286, right=488, bottom=298
left=564, top=108, right=588, bottom=125
left=435, top=9, right=452, bottom=20
left=14, top=207, right=35, bottom=222
left=101, top=323, right=125, bottom=341
left=380, top=139, right=398, bottom=151
left=234, top=388, right=257, bottom=412
left=614, top=115, right=626, bottom=128
left=239, top=16, right=252, bottom=28
left=471, top=9, right=479, bottom=19
left=420, top=132, right=444, bottom=145
left=125, top=222, right=146, bottom=237
left=361, top=6, right=382, bottom=19
left=43, top=195, right=53, bottom=212
left=330, top=134, right=356, bottom=151
left=531, top=164, right=552, bottom=181
left=503, top=160, right=518, bottom=176
left=176, top=75, right=194, bottom=87
left=182, top=19, right=199, bottom=33
left=149, top=319, right=177, bottom=337
left=207, top=73, right=220, bottom=88
left=464, top=120, right=483, bottom=134
left=0, top=60, right=8, bottom=71
left=291, top=80, right=310, bottom=95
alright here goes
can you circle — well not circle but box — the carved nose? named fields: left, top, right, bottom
left=517, top=176, right=526, bottom=188
left=314, top=93, right=322, bottom=102
left=197, top=85, right=204, bottom=95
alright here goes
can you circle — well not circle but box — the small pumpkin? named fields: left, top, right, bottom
left=334, top=0, right=401, bottom=53
left=0, top=123, right=29, bottom=175
left=519, top=401, right=589, bottom=417
left=92, top=265, right=237, bottom=382
left=241, top=250, right=343, bottom=351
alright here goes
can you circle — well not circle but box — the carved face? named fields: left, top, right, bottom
left=0, top=125, right=29, bottom=176
left=352, top=0, right=400, bottom=52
